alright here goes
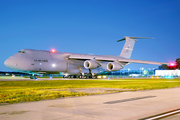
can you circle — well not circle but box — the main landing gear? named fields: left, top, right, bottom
left=63, top=69, right=98, bottom=79
left=84, top=69, right=93, bottom=79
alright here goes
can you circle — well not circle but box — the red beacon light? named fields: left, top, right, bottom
left=51, top=49, right=57, bottom=53
left=169, top=63, right=175, bottom=66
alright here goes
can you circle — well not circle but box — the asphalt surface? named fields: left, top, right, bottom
left=0, top=86, right=180, bottom=120
left=0, top=77, right=106, bottom=81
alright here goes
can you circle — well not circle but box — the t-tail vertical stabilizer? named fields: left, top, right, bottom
left=117, top=36, right=153, bottom=59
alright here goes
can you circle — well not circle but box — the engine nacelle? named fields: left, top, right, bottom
left=84, top=60, right=98, bottom=69
left=107, top=62, right=123, bottom=71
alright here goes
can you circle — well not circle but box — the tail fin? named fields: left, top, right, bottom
left=118, top=36, right=153, bottom=59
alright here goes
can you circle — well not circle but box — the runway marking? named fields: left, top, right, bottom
left=140, top=108, right=180, bottom=120
left=104, top=96, right=156, bottom=104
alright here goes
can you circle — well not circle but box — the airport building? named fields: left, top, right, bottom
left=155, top=70, right=180, bottom=76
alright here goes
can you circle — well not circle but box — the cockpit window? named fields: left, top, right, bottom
left=18, top=51, right=26, bottom=53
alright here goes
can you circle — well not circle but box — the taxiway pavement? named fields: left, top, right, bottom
left=0, top=87, right=180, bottom=120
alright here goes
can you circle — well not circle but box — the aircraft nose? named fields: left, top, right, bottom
left=4, top=55, right=29, bottom=71
left=4, top=58, right=9, bottom=67
left=4, top=56, right=16, bottom=69
left=4, top=58, right=12, bottom=68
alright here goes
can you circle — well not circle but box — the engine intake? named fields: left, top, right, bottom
left=107, top=62, right=123, bottom=71
left=84, top=60, right=98, bottom=69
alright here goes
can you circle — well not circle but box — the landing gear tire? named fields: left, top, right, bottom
left=79, top=76, right=82, bottom=79
left=88, top=73, right=92, bottom=78
left=30, top=76, right=33, bottom=79
left=93, top=76, right=97, bottom=79
left=63, top=75, right=68, bottom=78
left=78, top=73, right=83, bottom=79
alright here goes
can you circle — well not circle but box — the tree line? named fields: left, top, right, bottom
left=159, top=58, right=180, bottom=70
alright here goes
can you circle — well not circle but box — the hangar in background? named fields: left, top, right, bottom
left=155, top=70, right=180, bottom=76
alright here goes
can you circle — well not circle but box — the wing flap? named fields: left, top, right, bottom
left=117, top=58, right=168, bottom=65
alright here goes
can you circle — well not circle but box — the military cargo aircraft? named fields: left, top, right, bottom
left=4, top=36, right=169, bottom=79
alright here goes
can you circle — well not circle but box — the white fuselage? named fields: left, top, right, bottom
left=4, top=49, right=127, bottom=75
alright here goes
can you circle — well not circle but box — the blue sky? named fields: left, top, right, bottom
left=0, top=0, right=180, bottom=71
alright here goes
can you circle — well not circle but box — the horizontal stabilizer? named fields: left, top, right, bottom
left=117, top=36, right=154, bottom=42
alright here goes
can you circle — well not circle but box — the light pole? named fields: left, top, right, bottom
left=140, top=67, right=144, bottom=76
left=128, top=68, right=130, bottom=77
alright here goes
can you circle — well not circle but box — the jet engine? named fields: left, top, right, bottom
left=107, top=62, right=123, bottom=71
left=84, top=60, right=98, bottom=69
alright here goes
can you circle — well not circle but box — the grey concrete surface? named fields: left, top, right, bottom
left=0, top=88, right=180, bottom=120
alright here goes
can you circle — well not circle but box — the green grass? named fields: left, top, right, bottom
left=1, top=78, right=180, bottom=104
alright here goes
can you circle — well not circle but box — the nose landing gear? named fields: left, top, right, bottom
left=30, top=74, right=38, bottom=79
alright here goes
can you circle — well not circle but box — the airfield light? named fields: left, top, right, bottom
left=97, top=76, right=101, bottom=79
left=103, top=76, right=107, bottom=78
